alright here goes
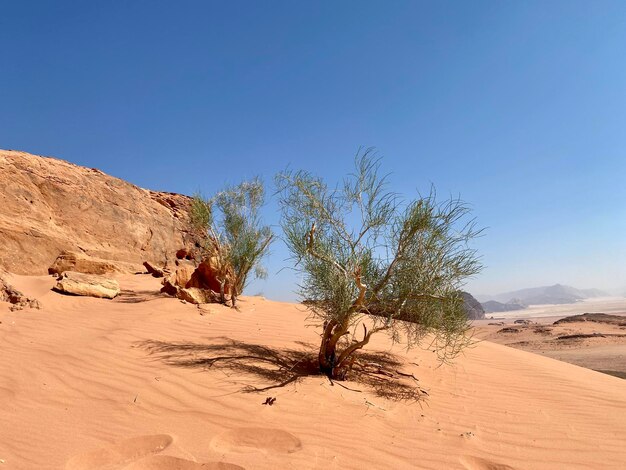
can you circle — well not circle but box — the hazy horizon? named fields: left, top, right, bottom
left=1, top=1, right=625, bottom=300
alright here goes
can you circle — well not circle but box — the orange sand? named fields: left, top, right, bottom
left=1, top=273, right=625, bottom=469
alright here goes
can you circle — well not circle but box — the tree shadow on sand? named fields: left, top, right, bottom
left=138, top=337, right=428, bottom=402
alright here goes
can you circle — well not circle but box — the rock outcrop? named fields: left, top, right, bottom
left=54, top=272, right=120, bottom=299
left=553, top=313, right=626, bottom=327
left=461, top=291, right=485, bottom=320
left=49, top=251, right=136, bottom=275
left=0, top=273, right=41, bottom=310
left=143, top=261, right=168, bottom=278
left=160, top=257, right=225, bottom=304
left=177, top=287, right=219, bottom=305
left=0, top=150, right=198, bottom=275
left=186, top=258, right=233, bottom=293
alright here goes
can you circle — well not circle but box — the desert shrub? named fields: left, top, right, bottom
left=276, top=149, right=482, bottom=379
left=191, top=178, right=273, bottom=307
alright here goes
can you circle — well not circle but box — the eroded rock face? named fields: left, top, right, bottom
left=0, top=150, right=198, bottom=275
left=160, top=260, right=195, bottom=295
left=187, top=258, right=232, bottom=294
left=177, top=287, right=219, bottom=305
left=0, top=273, right=41, bottom=310
left=54, top=272, right=120, bottom=299
left=49, top=251, right=135, bottom=275
left=143, top=261, right=168, bottom=278
left=160, top=256, right=227, bottom=305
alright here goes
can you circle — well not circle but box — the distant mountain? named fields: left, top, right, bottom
left=482, top=299, right=527, bottom=313
left=578, top=288, right=609, bottom=298
left=483, top=284, right=609, bottom=306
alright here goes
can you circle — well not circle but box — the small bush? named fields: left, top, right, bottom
left=276, top=149, right=482, bottom=379
left=191, top=178, right=273, bottom=307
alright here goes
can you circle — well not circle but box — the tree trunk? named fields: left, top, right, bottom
left=318, top=320, right=359, bottom=380
left=218, top=278, right=226, bottom=305
left=318, top=321, right=384, bottom=380
left=230, top=283, right=238, bottom=308
left=318, top=320, right=337, bottom=375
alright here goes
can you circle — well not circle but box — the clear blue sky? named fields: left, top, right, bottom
left=1, top=1, right=625, bottom=299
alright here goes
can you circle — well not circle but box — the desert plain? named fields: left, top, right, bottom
left=1, top=272, right=626, bottom=470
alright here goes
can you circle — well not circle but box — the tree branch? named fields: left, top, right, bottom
left=305, top=223, right=348, bottom=277
left=335, top=325, right=389, bottom=367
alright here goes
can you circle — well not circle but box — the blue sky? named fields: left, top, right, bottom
left=1, top=1, right=625, bottom=299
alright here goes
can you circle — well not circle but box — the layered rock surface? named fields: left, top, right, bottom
left=0, top=149, right=197, bottom=275
left=161, top=257, right=226, bottom=304
left=54, top=272, right=120, bottom=299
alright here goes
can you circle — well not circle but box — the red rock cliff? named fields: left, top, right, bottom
left=0, top=149, right=196, bottom=274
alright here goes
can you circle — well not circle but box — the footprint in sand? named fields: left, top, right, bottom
left=66, top=435, right=244, bottom=470
left=210, top=428, right=302, bottom=454
left=460, top=456, right=516, bottom=470
left=123, top=455, right=245, bottom=470
left=65, top=434, right=174, bottom=470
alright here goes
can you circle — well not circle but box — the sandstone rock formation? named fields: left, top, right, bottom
left=143, top=261, right=168, bottom=278
left=177, top=287, right=219, bottom=305
left=0, top=150, right=198, bottom=275
left=187, top=258, right=233, bottom=293
left=49, top=251, right=135, bottom=275
left=160, top=258, right=224, bottom=304
left=54, top=272, right=120, bottom=299
left=0, top=273, right=41, bottom=310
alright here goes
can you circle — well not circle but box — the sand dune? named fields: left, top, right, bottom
left=1, top=274, right=625, bottom=469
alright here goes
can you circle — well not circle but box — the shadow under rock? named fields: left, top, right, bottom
left=138, top=336, right=427, bottom=401
left=114, top=289, right=168, bottom=304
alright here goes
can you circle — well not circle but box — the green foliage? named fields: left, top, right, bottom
left=190, top=193, right=213, bottom=233
left=276, top=149, right=482, bottom=377
left=191, top=178, right=273, bottom=306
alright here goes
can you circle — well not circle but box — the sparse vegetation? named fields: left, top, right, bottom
left=276, top=149, right=482, bottom=379
left=191, top=178, right=273, bottom=307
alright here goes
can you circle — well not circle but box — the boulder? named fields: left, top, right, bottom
left=54, top=272, right=120, bottom=299
left=0, top=149, right=200, bottom=275
left=174, top=259, right=196, bottom=286
left=143, top=260, right=167, bottom=278
left=1, top=273, right=41, bottom=311
left=187, top=257, right=232, bottom=294
left=49, top=251, right=131, bottom=275
left=160, top=260, right=196, bottom=295
left=176, top=287, right=219, bottom=305
left=161, top=276, right=179, bottom=296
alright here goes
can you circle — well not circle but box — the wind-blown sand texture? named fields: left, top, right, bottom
left=1, top=274, right=625, bottom=469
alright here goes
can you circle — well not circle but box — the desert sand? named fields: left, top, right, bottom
left=1, top=273, right=626, bottom=470
left=474, top=299, right=626, bottom=380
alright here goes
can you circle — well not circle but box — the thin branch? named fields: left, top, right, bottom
left=306, top=223, right=348, bottom=277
